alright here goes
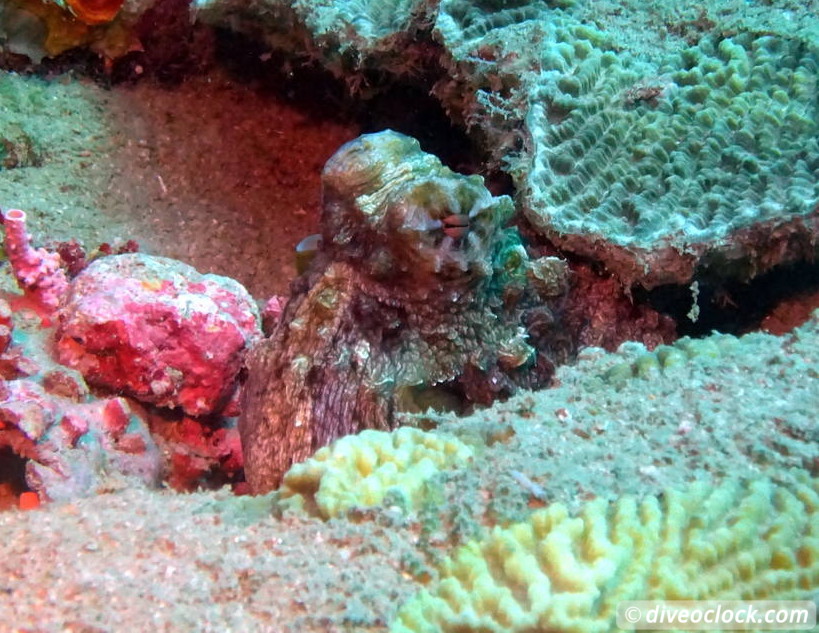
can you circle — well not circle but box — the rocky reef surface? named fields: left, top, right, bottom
left=191, top=0, right=819, bottom=288
left=0, top=0, right=817, bottom=630
left=0, top=312, right=817, bottom=631
left=4, top=0, right=816, bottom=292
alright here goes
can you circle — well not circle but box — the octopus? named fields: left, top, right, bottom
left=240, top=130, right=566, bottom=493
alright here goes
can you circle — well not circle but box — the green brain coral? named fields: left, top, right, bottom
left=278, top=427, right=473, bottom=519
left=526, top=32, right=818, bottom=246
left=433, top=0, right=819, bottom=285
left=391, top=473, right=819, bottom=633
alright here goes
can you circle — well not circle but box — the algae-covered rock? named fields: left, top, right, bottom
left=56, top=253, right=261, bottom=416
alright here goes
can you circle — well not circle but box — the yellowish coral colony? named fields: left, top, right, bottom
left=278, top=428, right=473, bottom=519
left=391, top=474, right=819, bottom=632
left=274, top=425, right=819, bottom=632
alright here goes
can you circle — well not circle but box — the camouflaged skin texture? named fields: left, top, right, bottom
left=240, top=130, right=556, bottom=493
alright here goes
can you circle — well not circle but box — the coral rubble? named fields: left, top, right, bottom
left=0, top=213, right=260, bottom=499
left=0, top=304, right=161, bottom=501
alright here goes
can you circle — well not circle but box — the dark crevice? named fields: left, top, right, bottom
left=209, top=29, right=509, bottom=186
left=637, top=261, right=819, bottom=337
left=0, top=446, right=30, bottom=505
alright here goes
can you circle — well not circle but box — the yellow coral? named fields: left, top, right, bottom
left=391, top=473, right=819, bottom=632
left=278, top=427, right=473, bottom=519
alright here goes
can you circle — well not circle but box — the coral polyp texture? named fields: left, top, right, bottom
left=536, top=34, right=817, bottom=284
left=240, top=130, right=556, bottom=493
left=2, top=306, right=819, bottom=628
left=391, top=473, right=819, bottom=633
left=292, top=0, right=421, bottom=48
left=278, top=427, right=473, bottom=519
left=435, top=2, right=819, bottom=286
left=55, top=253, right=261, bottom=417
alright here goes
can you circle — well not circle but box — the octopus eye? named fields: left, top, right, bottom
left=442, top=214, right=470, bottom=239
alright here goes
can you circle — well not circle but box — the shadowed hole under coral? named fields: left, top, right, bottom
left=0, top=447, right=30, bottom=510
left=639, top=260, right=819, bottom=337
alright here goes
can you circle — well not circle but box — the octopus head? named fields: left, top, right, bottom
left=320, top=130, right=515, bottom=292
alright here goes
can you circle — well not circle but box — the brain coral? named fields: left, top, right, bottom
left=278, top=427, right=473, bottom=519
left=391, top=472, right=819, bottom=632
left=434, top=0, right=819, bottom=287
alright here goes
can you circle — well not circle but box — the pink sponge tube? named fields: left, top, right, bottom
left=3, top=209, right=69, bottom=311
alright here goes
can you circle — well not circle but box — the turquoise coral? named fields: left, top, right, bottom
left=434, top=1, right=818, bottom=286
